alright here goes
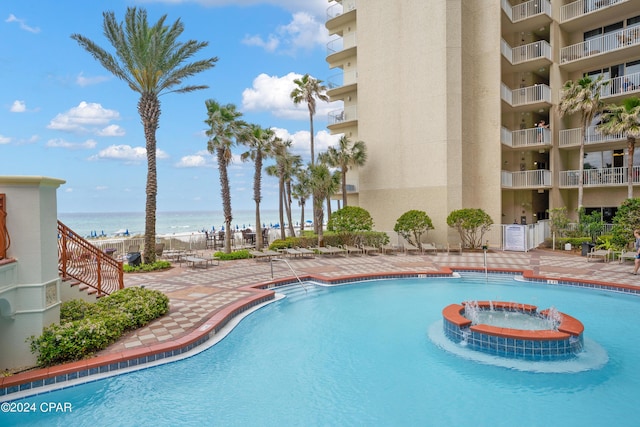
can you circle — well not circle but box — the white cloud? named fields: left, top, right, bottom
left=89, top=144, right=168, bottom=163
left=46, top=138, right=98, bottom=150
left=75, top=72, right=110, bottom=87
left=176, top=153, right=213, bottom=168
left=0, top=135, right=11, bottom=144
left=5, top=14, right=40, bottom=33
left=95, top=186, right=108, bottom=191
left=242, top=12, right=328, bottom=55
left=97, top=124, right=126, bottom=137
left=271, top=127, right=340, bottom=159
left=48, top=101, right=121, bottom=134
left=10, top=100, right=26, bottom=113
left=242, top=72, right=338, bottom=120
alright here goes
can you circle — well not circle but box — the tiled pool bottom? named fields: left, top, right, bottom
left=442, top=301, right=585, bottom=360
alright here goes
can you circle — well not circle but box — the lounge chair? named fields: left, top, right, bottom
left=127, top=244, right=140, bottom=253
left=295, top=247, right=316, bottom=258
left=155, top=243, right=165, bottom=257
left=381, top=244, right=399, bottom=255
left=403, top=242, right=422, bottom=255
left=249, top=249, right=279, bottom=260
left=342, top=245, right=362, bottom=256
left=422, top=242, right=438, bottom=255
left=587, top=248, right=610, bottom=262
left=359, top=244, right=379, bottom=255
left=282, top=247, right=303, bottom=258
left=327, top=245, right=347, bottom=256
left=314, top=246, right=345, bottom=256
left=183, top=255, right=218, bottom=268
left=618, top=250, right=637, bottom=264
left=447, top=243, right=462, bottom=255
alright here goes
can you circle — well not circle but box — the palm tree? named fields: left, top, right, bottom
left=267, top=138, right=294, bottom=240
left=205, top=100, right=246, bottom=253
left=559, top=75, right=607, bottom=211
left=292, top=168, right=312, bottom=232
left=240, top=124, right=275, bottom=250
left=598, top=97, right=640, bottom=199
left=317, top=151, right=341, bottom=224
left=290, top=74, right=329, bottom=165
left=71, top=7, right=217, bottom=263
left=309, top=163, right=340, bottom=247
left=324, top=135, right=367, bottom=207
left=284, top=154, right=302, bottom=238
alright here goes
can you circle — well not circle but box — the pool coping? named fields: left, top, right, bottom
left=2, top=266, right=639, bottom=400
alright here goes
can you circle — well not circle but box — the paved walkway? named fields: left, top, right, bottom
left=98, top=248, right=640, bottom=356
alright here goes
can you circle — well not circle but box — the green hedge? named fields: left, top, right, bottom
left=29, top=287, right=169, bottom=367
left=213, top=249, right=250, bottom=260
left=268, top=231, right=389, bottom=250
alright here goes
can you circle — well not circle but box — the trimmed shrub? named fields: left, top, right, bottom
left=446, top=208, right=493, bottom=249
left=394, top=210, right=434, bottom=249
left=213, top=249, right=250, bottom=260
left=29, top=287, right=169, bottom=367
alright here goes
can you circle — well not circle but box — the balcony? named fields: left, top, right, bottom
left=560, top=26, right=640, bottom=71
left=502, top=39, right=552, bottom=64
left=326, top=32, right=357, bottom=63
left=559, top=166, right=640, bottom=187
left=328, top=105, right=357, bottom=129
left=600, top=71, right=640, bottom=100
left=327, top=0, right=357, bottom=31
left=501, top=83, right=551, bottom=111
left=501, top=170, right=552, bottom=189
left=502, top=0, right=552, bottom=22
left=326, top=69, right=357, bottom=98
left=559, top=125, right=626, bottom=148
left=501, top=126, right=551, bottom=149
left=560, top=0, right=628, bottom=23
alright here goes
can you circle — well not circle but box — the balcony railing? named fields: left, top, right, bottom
left=501, top=126, right=551, bottom=148
left=327, top=69, right=358, bottom=90
left=501, top=39, right=552, bottom=64
left=600, top=71, right=640, bottom=99
left=501, top=83, right=551, bottom=106
left=327, top=0, right=357, bottom=20
left=559, top=166, right=640, bottom=187
left=559, top=125, right=626, bottom=147
left=502, top=0, right=551, bottom=22
left=501, top=170, right=552, bottom=188
left=327, top=32, right=357, bottom=56
left=328, top=105, right=357, bottom=125
left=560, top=0, right=628, bottom=22
left=560, top=26, right=640, bottom=63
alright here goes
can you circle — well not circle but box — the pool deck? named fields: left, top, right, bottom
left=3, top=248, right=640, bottom=396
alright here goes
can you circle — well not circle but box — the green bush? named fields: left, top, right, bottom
left=213, top=249, right=250, bottom=260
left=394, top=210, right=433, bottom=249
left=123, top=260, right=171, bottom=273
left=29, top=287, right=169, bottom=367
left=327, top=206, right=374, bottom=233
left=446, top=208, right=493, bottom=249
left=611, top=198, right=640, bottom=249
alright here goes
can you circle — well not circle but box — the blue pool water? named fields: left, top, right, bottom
left=2, top=273, right=640, bottom=426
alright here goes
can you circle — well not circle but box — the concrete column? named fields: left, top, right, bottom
left=0, top=176, right=66, bottom=370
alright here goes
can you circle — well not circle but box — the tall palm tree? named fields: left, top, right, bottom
left=284, top=153, right=302, bottom=238
left=267, top=138, right=293, bottom=240
left=309, top=163, right=340, bottom=247
left=292, top=168, right=312, bottom=233
left=598, top=97, right=640, bottom=199
left=559, top=75, right=607, bottom=211
left=240, top=124, right=275, bottom=250
left=205, top=100, right=245, bottom=253
left=324, top=135, right=367, bottom=207
left=290, top=74, right=329, bottom=165
left=72, top=7, right=217, bottom=263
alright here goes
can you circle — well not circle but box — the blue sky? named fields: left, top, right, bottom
left=0, top=0, right=341, bottom=213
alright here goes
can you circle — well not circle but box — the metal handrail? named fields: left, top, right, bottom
left=58, top=220, right=124, bottom=296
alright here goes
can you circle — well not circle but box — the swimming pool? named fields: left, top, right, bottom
left=2, top=273, right=639, bottom=426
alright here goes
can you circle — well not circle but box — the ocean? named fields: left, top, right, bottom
left=58, top=210, right=303, bottom=238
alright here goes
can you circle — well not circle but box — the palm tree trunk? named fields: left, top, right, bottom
left=140, top=94, right=160, bottom=264
left=578, top=130, right=586, bottom=210
left=309, top=109, right=315, bottom=166
left=299, top=199, right=305, bottom=232
left=326, top=196, right=332, bottom=223
left=278, top=175, right=286, bottom=241
left=314, top=197, right=324, bottom=247
left=285, top=180, right=295, bottom=237
left=217, top=147, right=233, bottom=253
left=254, top=153, right=263, bottom=250
left=628, top=138, right=636, bottom=199
left=341, top=168, right=348, bottom=207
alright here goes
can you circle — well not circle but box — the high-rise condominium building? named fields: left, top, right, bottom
left=325, top=0, right=640, bottom=244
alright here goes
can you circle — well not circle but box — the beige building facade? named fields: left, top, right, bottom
left=325, top=0, right=640, bottom=244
